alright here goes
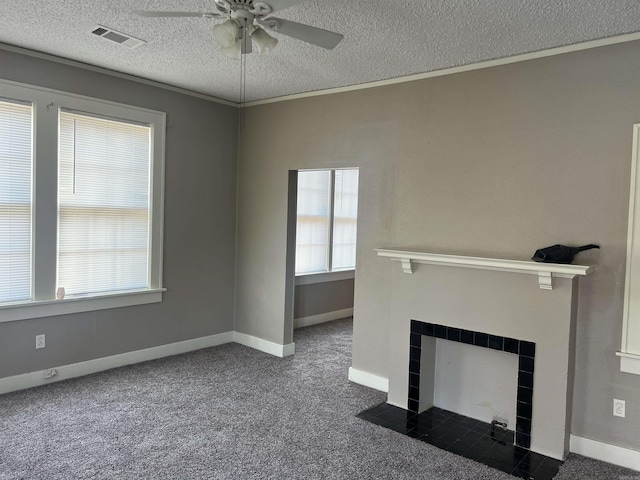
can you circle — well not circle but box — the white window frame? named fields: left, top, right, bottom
left=619, top=124, right=640, bottom=374
left=0, top=79, right=165, bottom=323
left=294, top=168, right=358, bottom=283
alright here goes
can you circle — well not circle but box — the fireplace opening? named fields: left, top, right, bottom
left=433, top=339, right=517, bottom=428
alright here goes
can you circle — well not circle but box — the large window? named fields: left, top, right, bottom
left=58, top=111, right=151, bottom=297
left=0, top=80, right=165, bottom=322
left=295, top=168, right=359, bottom=275
left=0, top=99, right=32, bottom=303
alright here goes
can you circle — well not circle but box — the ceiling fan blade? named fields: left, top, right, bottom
left=265, top=18, right=343, bottom=50
left=264, top=0, right=311, bottom=13
left=133, top=11, right=220, bottom=18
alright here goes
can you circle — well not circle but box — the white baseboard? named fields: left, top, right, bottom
left=294, top=308, right=353, bottom=329
left=233, top=331, right=295, bottom=358
left=386, top=399, right=408, bottom=409
left=570, top=434, right=640, bottom=472
left=0, top=329, right=300, bottom=395
left=348, top=367, right=389, bottom=392
left=345, top=372, right=640, bottom=471
left=0, top=331, right=234, bottom=395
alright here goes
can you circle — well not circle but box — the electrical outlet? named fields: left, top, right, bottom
left=35, top=334, right=45, bottom=349
left=42, top=369, right=57, bottom=379
left=613, top=398, right=625, bottom=418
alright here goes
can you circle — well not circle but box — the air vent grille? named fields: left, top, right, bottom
left=91, top=25, right=146, bottom=49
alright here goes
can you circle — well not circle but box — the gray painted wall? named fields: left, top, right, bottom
left=236, top=41, right=640, bottom=451
left=0, top=50, right=238, bottom=378
left=294, top=279, right=354, bottom=319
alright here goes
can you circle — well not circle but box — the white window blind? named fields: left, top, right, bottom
left=332, top=168, right=359, bottom=270
left=295, top=168, right=359, bottom=275
left=295, top=170, right=332, bottom=274
left=0, top=99, right=32, bottom=303
left=58, top=110, right=151, bottom=297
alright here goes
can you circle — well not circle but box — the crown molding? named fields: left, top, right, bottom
left=243, top=31, right=640, bottom=107
left=4, top=29, right=640, bottom=110
left=0, top=42, right=238, bottom=108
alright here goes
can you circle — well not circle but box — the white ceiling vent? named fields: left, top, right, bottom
left=92, top=25, right=146, bottom=49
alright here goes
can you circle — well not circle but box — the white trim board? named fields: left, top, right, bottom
left=294, top=308, right=353, bottom=329
left=0, top=288, right=165, bottom=323
left=233, top=331, right=295, bottom=357
left=570, top=435, right=640, bottom=472
left=619, top=124, right=640, bottom=375
left=348, top=367, right=389, bottom=393
left=0, top=331, right=296, bottom=395
left=617, top=351, right=640, bottom=375
left=0, top=331, right=234, bottom=395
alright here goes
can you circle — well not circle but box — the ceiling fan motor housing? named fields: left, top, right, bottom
left=215, top=0, right=272, bottom=20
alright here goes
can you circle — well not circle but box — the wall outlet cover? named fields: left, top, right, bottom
left=613, top=399, right=626, bottom=418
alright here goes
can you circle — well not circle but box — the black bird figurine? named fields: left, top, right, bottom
left=532, top=244, right=599, bottom=264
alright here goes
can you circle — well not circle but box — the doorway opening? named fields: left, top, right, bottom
left=285, top=168, right=359, bottom=342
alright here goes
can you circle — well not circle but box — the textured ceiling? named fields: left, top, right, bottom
left=1, top=1, right=640, bottom=103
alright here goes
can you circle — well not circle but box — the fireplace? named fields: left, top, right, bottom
left=408, top=320, right=535, bottom=449
left=375, top=248, right=593, bottom=461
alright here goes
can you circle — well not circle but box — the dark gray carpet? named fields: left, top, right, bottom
left=0, top=318, right=636, bottom=479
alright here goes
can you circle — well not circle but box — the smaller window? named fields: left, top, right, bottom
left=295, top=168, right=359, bottom=275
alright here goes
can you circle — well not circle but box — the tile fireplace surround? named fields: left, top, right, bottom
left=376, top=249, right=594, bottom=461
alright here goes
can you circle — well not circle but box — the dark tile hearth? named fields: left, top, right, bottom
left=357, top=404, right=563, bottom=480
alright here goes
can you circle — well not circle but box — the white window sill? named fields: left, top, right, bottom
left=295, top=270, right=355, bottom=286
left=0, top=288, right=166, bottom=323
left=617, top=351, right=640, bottom=375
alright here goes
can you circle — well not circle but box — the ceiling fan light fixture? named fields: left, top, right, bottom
left=212, top=18, right=241, bottom=48
left=221, top=39, right=242, bottom=59
left=251, top=26, right=278, bottom=54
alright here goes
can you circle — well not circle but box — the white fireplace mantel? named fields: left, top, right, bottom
left=375, top=248, right=595, bottom=290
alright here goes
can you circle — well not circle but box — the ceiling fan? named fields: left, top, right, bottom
left=134, top=0, right=344, bottom=59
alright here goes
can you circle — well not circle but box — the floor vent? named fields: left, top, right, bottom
left=91, top=25, right=146, bottom=49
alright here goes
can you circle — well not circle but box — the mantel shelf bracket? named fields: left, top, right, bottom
left=375, top=248, right=595, bottom=291
left=400, top=258, right=413, bottom=274
left=538, top=271, right=554, bottom=290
